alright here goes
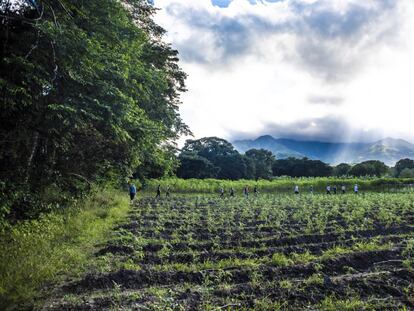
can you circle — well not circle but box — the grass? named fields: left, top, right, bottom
left=317, top=296, right=371, bottom=310
left=402, top=239, right=414, bottom=268
left=0, top=187, right=129, bottom=310
left=146, top=177, right=414, bottom=194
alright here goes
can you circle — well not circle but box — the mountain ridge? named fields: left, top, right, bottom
left=232, top=136, right=414, bottom=165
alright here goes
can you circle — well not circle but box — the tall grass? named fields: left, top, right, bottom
left=0, top=187, right=129, bottom=310
left=145, top=177, right=414, bottom=194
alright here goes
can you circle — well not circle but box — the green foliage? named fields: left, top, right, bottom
left=317, top=296, right=369, bottom=310
left=402, top=239, right=414, bottom=268
left=395, top=159, right=414, bottom=177
left=177, top=152, right=219, bottom=179
left=303, top=273, right=324, bottom=286
left=271, top=253, right=293, bottom=267
left=272, top=157, right=333, bottom=177
left=0, top=188, right=129, bottom=309
left=348, top=160, right=389, bottom=177
left=216, top=153, right=250, bottom=180
left=0, top=0, right=188, bottom=221
left=245, top=148, right=275, bottom=180
left=146, top=177, right=414, bottom=194
left=399, top=168, right=414, bottom=178
left=333, top=163, right=352, bottom=176
left=181, top=137, right=237, bottom=160
left=177, top=137, right=255, bottom=180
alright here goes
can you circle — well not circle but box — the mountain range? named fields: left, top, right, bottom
left=232, top=136, right=414, bottom=165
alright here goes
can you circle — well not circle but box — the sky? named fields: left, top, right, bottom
left=154, top=0, right=414, bottom=143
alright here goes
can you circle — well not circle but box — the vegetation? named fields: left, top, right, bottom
left=146, top=176, right=414, bottom=194
left=272, top=157, right=332, bottom=177
left=395, top=159, right=414, bottom=178
left=0, top=0, right=188, bottom=222
left=348, top=160, right=389, bottom=177
left=0, top=188, right=129, bottom=309
left=47, top=193, right=414, bottom=309
left=176, top=137, right=414, bottom=181
left=2, top=1, right=414, bottom=310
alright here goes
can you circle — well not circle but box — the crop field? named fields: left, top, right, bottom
left=47, top=193, right=414, bottom=310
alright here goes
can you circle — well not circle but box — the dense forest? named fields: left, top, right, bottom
left=176, top=137, right=414, bottom=180
left=0, top=0, right=189, bottom=223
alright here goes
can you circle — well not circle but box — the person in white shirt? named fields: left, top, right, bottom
left=354, top=184, right=359, bottom=194
left=341, top=185, right=346, bottom=194
left=294, top=185, right=299, bottom=194
left=326, top=185, right=331, bottom=195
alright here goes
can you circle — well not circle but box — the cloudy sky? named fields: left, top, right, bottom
left=152, top=0, right=414, bottom=143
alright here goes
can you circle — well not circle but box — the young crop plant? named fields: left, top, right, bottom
left=279, top=279, right=294, bottom=290
left=121, top=258, right=141, bottom=271
left=303, top=273, right=324, bottom=287
left=317, top=296, right=370, bottom=311
left=402, top=239, right=414, bottom=269
left=290, top=251, right=317, bottom=264
left=16, top=192, right=414, bottom=309
left=271, top=253, right=294, bottom=267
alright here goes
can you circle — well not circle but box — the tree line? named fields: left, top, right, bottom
left=0, top=0, right=189, bottom=222
left=177, top=137, right=414, bottom=180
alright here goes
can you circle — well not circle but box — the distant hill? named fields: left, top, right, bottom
left=232, top=136, right=414, bottom=165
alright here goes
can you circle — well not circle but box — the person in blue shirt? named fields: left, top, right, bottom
left=129, top=182, right=137, bottom=202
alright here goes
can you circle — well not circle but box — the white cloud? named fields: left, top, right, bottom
left=154, top=0, right=414, bottom=143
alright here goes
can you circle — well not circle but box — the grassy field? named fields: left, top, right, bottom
left=44, top=192, right=414, bottom=310
left=0, top=188, right=130, bottom=310
left=145, top=177, right=414, bottom=194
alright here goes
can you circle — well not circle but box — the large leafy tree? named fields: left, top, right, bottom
left=272, top=157, right=332, bottom=177
left=348, top=160, right=389, bottom=177
left=245, top=148, right=275, bottom=180
left=181, top=137, right=238, bottom=162
left=216, top=153, right=249, bottom=180
left=176, top=152, right=219, bottom=179
left=332, top=163, right=351, bottom=176
left=178, top=137, right=254, bottom=180
left=395, top=158, right=414, bottom=177
left=0, top=0, right=189, bottom=218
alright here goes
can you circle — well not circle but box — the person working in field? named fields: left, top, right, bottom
left=155, top=184, right=161, bottom=198
left=294, top=185, right=299, bottom=195
left=230, top=187, right=235, bottom=197
left=326, top=185, right=331, bottom=195
left=254, top=185, right=258, bottom=197
left=309, top=185, right=314, bottom=194
left=341, top=185, right=346, bottom=194
left=333, top=185, right=337, bottom=194
left=354, top=184, right=359, bottom=194
left=129, top=181, right=137, bottom=203
left=219, top=187, right=225, bottom=198
left=166, top=185, right=171, bottom=198
left=243, top=186, right=249, bottom=198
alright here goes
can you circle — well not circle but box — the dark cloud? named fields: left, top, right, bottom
left=229, top=116, right=382, bottom=143
left=166, top=3, right=281, bottom=64
left=166, top=0, right=400, bottom=82
left=289, top=0, right=399, bottom=82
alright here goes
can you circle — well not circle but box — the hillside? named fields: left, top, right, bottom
left=233, top=136, right=414, bottom=165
